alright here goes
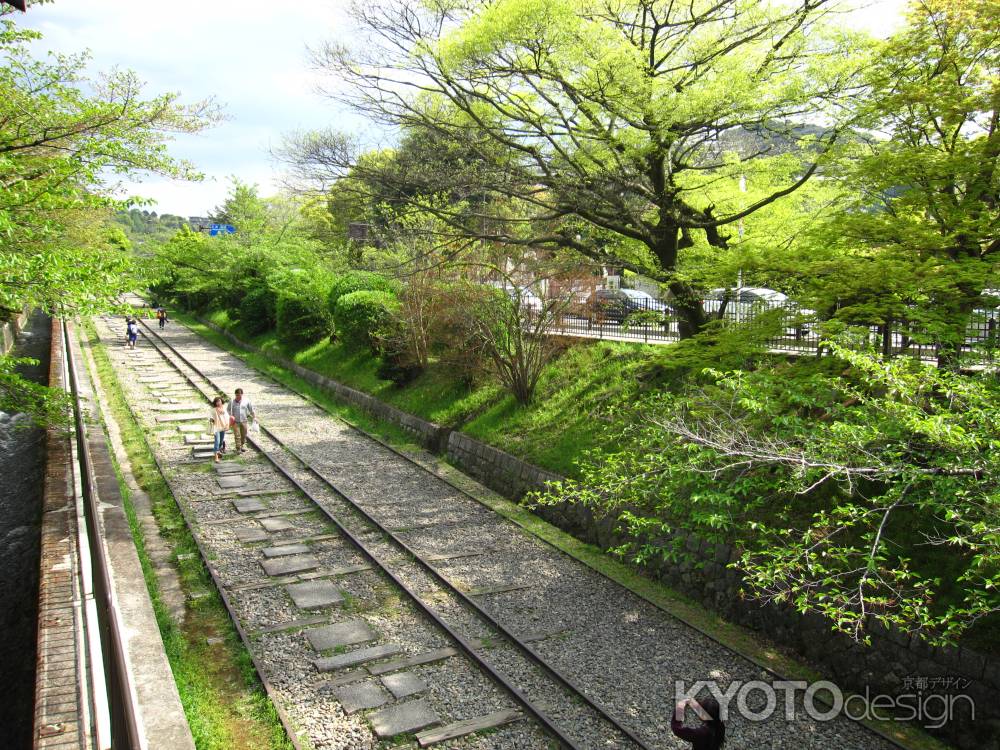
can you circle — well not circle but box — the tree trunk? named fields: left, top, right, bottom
left=650, top=224, right=708, bottom=339
left=669, top=280, right=707, bottom=339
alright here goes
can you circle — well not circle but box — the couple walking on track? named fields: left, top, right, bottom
left=208, top=387, right=257, bottom=462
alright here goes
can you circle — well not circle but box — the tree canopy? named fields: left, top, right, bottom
left=0, top=13, right=216, bottom=424
left=290, top=0, right=869, bottom=336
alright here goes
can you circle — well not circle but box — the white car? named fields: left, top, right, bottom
left=702, top=287, right=815, bottom=335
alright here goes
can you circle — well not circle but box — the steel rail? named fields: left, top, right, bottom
left=132, top=320, right=598, bottom=750
left=137, top=317, right=653, bottom=750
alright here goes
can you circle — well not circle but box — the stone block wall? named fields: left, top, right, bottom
left=1, top=309, right=29, bottom=355
left=445, top=431, right=561, bottom=501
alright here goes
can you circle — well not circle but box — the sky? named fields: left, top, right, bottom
left=17, top=0, right=910, bottom=218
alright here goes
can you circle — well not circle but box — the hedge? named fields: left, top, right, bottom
left=327, top=271, right=398, bottom=317
left=333, top=289, right=399, bottom=352
left=275, top=294, right=331, bottom=345
left=238, top=284, right=277, bottom=335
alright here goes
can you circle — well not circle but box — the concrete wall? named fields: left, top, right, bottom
left=200, top=319, right=999, bottom=748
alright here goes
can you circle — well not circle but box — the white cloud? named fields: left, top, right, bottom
left=19, top=0, right=358, bottom=216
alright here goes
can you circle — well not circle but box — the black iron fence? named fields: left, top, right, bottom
left=545, top=295, right=1000, bottom=363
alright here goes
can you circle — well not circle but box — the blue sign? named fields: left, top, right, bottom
left=210, top=224, right=236, bottom=236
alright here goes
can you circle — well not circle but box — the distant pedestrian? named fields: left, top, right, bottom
left=157, top=307, right=168, bottom=329
left=208, top=396, right=231, bottom=462
left=671, top=696, right=725, bottom=749
left=126, top=318, right=139, bottom=349
left=230, top=387, right=256, bottom=453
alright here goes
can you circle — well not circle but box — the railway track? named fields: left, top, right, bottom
left=96, top=314, right=649, bottom=749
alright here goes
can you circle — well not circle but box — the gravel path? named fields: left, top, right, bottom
left=96, top=313, right=900, bottom=750
left=90, top=317, right=550, bottom=750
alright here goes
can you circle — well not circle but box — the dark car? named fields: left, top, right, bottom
left=587, top=288, right=672, bottom=324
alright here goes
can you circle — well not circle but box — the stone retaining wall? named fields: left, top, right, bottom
left=198, top=318, right=998, bottom=748
left=1, top=310, right=29, bottom=355
left=445, top=431, right=561, bottom=501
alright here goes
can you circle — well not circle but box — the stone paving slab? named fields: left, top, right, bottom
left=253, top=614, right=327, bottom=635
left=235, top=527, right=269, bottom=543
left=332, top=681, right=388, bottom=714
left=260, top=517, right=295, bottom=532
left=286, top=580, right=343, bottom=610
left=214, top=463, right=246, bottom=475
left=156, top=413, right=205, bottom=423
left=192, top=450, right=215, bottom=460
left=217, top=475, right=247, bottom=489
left=367, top=647, right=459, bottom=676
left=233, top=499, right=267, bottom=513
left=263, top=543, right=310, bottom=558
left=370, top=699, right=440, bottom=739
left=307, top=619, right=376, bottom=652
left=416, top=709, right=521, bottom=747
left=318, top=670, right=369, bottom=690
left=381, top=672, right=426, bottom=699
left=314, top=644, right=404, bottom=672
left=262, top=555, right=320, bottom=577
left=152, top=403, right=206, bottom=412
left=177, top=424, right=205, bottom=433
left=183, top=435, right=214, bottom=445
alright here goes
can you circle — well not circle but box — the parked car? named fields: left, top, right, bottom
left=503, top=287, right=544, bottom=314
left=587, top=288, right=672, bottom=324
left=702, top=287, right=815, bottom=336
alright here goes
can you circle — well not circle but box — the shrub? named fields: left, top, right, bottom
left=333, top=289, right=399, bottom=352
left=327, top=271, right=398, bottom=317
left=275, top=294, right=331, bottom=345
left=238, top=284, right=277, bottom=335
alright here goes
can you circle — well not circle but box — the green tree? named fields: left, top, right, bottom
left=299, top=0, right=867, bottom=337
left=535, top=340, right=1000, bottom=643
left=0, top=19, right=216, bottom=318
left=211, top=178, right=269, bottom=248
left=824, top=0, right=1000, bottom=365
